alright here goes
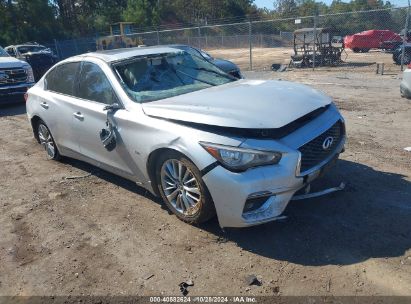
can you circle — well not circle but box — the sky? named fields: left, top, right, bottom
left=253, top=0, right=409, bottom=9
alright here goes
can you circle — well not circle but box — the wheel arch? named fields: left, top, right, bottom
left=146, top=147, right=191, bottom=196
left=146, top=146, right=217, bottom=224
left=30, top=115, right=43, bottom=143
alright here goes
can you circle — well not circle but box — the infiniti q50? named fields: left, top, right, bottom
left=26, top=46, right=346, bottom=228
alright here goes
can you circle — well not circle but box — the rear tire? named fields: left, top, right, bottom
left=155, top=151, right=216, bottom=225
left=36, top=120, right=60, bottom=160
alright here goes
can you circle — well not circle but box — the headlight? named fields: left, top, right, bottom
left=200, top=142, right=282, bottom=172
left=24, top=66, right=35, bottom=82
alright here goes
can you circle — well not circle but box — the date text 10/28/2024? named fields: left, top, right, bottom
left=149, top=296, right=257, bottom=303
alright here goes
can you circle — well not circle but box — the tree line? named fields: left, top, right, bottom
left=0, top=0, right=404, bottom=46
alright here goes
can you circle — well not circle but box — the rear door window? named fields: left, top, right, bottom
left=77, top=62, right=117, bottom=105
left=45, top=62, right=80, bottom=96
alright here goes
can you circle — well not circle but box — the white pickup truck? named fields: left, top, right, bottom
left=0, top=46, right=35, bottom=104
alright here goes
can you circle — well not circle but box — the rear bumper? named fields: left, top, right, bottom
left=400, top=81, right=411, bottom=99
left=401, top=70, right=411, bottom=98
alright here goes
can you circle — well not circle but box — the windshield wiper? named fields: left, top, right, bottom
left=175, top=69, right=216, bottom=86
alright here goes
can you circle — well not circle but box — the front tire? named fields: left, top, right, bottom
left=36, top=120, right=60, bottom=160
left=155, top=151, right=215, bottom=224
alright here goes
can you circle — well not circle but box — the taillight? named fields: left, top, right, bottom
left=24, top=93, right=28, bottom=102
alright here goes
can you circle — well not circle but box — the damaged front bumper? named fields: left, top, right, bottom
left=202, top=134, right=345, bottom=228
left=291, top=182, right=345, bottom=201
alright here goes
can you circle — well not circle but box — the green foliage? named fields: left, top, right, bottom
left=266, top=0, right=404, bottom=36
left=123, top=0, right=161, bottom=27
left=0, top=0, right=62, bottom=45
left=0, top=0, right=407, bottom=47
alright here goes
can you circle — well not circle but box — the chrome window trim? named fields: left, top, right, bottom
left=44, top=60, right=124, bottom=109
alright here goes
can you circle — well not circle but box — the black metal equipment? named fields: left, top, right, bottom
left=99, top=103, right=122, bottom=151
left=291, top=28, right=344, bottom=67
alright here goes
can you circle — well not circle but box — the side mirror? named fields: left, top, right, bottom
left=103, top=103, right=122, bottom=112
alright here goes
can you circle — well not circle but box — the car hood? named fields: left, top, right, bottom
left=211, top=58, right=239, bottom=72
left=0, top=56, right=28, bottom=68
left=142, top=79, right=332, bottom=129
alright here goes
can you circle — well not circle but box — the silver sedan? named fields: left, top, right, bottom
left=401, top=65, right=411, bottom=99
left=26, top=46, right=346, bottom=228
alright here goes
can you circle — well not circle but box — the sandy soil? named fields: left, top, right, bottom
left=0, top=64, right=410, bottom=297
left=208, top=47, right=402, bottom=73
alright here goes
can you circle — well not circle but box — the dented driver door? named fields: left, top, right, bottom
left=72, top=61, right=146, bottom=182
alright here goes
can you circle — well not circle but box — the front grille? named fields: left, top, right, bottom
left=298, top=120, right=345, bottom=173
left=0, top=68, right=28, bottom=86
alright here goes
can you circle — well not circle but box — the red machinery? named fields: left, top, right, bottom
left=344, top=30, right=402, bottom=53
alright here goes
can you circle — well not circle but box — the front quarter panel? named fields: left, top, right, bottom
left=117, top=110, right=245, bottom=191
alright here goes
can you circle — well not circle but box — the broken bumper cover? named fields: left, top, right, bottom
left=203, top=138, right=345, bottom=228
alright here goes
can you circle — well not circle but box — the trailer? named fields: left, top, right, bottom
left=291, top=28, right=343, bottom=67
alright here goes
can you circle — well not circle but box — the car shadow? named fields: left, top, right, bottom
left=200, top=159, right=411, bottom=266
left=62, top=157, right=411, bottom=266
left=60, top=158, right=165, bottom=206
left=0, top=103, right=26, bottom=117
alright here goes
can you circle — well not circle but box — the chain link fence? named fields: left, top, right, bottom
left=47, top=6, right=410, bottom=74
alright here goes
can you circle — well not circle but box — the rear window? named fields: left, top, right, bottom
left=45, top=62, right=80, bottom=96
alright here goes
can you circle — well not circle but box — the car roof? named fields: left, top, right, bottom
left=167, top=44, right=191, bottom=48
left=77, top=46, right=183, bottom=63
left=7, top=44, right=46, bottom=48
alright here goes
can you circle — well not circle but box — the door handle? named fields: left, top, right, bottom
left=73, top=112, right=84, bottom=120
left=40, top=102, right=49, bottom=109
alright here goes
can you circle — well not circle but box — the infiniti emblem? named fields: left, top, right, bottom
left=322, top=136, right=334, bottom=150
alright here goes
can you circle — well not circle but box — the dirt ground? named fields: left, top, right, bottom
left=208, top=47, right=403, bottom=73
left=0, top=51, right=411, bottom=297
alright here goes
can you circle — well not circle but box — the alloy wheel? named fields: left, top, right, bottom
left=38, top=123, right=56, bottom=159
left=160, top=159, right=202, bottom=216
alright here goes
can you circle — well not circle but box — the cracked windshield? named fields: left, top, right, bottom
left=115, top=51, right=236, bottom=103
